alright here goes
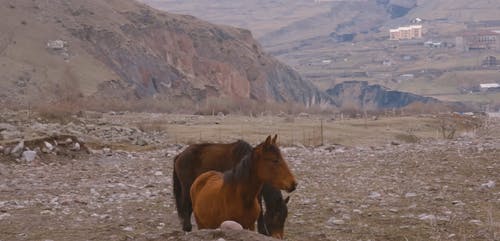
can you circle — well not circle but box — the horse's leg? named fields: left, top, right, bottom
left=180, top=183, right=193, bottom=232
left=184, top=191, right=193, bottom=231
left=248, top=222, right=256, bottom=231
left=173, top=164, right=188, bottom=231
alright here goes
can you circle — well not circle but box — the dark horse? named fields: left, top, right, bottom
left=190, top=135, right=297, bottom=233
left=173, top=137, right=291, bottom=238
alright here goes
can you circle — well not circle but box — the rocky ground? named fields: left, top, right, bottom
left=0, top=110, right=499, bottom=241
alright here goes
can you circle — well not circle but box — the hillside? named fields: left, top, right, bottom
left=326, top=81, right=439, bottom=110
left=142, top=0, right=500, bottom=109
left=0, top=0, right=330, bottom=110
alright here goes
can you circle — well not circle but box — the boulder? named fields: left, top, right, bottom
left=220, top=220, right=243, bottom=231
left=22, top=150, right=37, bottom=162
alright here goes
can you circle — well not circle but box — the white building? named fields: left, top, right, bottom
left=390, top=25, right=423, bottom=40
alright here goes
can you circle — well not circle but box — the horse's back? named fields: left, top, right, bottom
left=176, top=141, right=251, bottom=179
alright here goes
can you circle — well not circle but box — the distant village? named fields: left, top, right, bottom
left=388, top=18, right=500, bottom=93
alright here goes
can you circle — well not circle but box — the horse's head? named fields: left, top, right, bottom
left=254, top=135, right=297, bottom=193
left=262, top=195, right=290, bottom=239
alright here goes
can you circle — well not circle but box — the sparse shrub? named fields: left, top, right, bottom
left=339, top=107, right=361, bottom=119
left=440, top=120, right=456, bottom=139
left=403, top=102, right=452, bottom=115
left=35, top=102, right=79, bottom=124
left=136, top=120, right=166, bottom=133
left=395, top=128, right=420, bottom=143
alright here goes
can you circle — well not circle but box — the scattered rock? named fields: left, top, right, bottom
left=122, top=226, right=134, bottom=232
left=405, top=192, right=417, bottom=198
left=40, top=210, right=55, bottom=215
left=46, top=40, right=66, bottom=50
left=102, top=148, right=112, bottom=155
left=10, top=141, right=24, bottom=155
left=71, top=142, right=81, bottom=151
left=22, top=150, right=37, bottom=162
left=353, top=209, right=363, bottom=214
left=0, top=213, right=11, bottom=220
left=469, top=219, right=482, bottom=225
left=0, top=123, right=20, bottom=140
left=327, top=217, right=345, bottom=225
left=298, top=112, right=309, bottom=118
left=0, top=130, right=22, bottom=140
left=480, top=180, right=495, bottom=189
left=368, top=191, right=381, bottom=199
left=418, top=214, right=436, bottom=221
left=0, top=123, right=16, bottom=131
left=389, top=208, right=399, bottom=213
left=44, top=141, right=54, bottom=151
left=3, top=146, right=11, bottom=155
left=135, top=137, right=148, bottom=146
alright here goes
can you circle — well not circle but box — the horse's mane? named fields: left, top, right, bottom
left=223, top=152, right=253, bottom=183
left=232, top=140, right=252, bottom=158
left=221, top=140, right=253, bottom=183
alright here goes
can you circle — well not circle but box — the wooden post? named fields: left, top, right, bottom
left=302, top=128, right=305, bottom=146
left=320, top=119, right=324, bottom=146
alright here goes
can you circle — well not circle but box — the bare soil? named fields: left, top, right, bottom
left=0, top=111, right=499, bottom=241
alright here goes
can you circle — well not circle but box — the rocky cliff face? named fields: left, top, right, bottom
left=326, top=81, right=439, bottom=110
left=0, top=0, right=329, bottom=109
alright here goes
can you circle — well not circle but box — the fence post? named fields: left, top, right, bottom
left=320, top=119, right=324, bottom=146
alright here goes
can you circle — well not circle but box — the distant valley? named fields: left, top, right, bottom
left=142, top=0, right=500, bottom=111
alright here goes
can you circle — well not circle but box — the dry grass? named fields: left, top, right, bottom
left=116, top=113, right=485, bottom=147
left=34, top=103, right=80, bottom=124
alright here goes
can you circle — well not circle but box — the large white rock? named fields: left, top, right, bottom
left=220, top=220, right=243, bottom=230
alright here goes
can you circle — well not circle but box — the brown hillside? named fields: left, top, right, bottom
left=0, top=0, right=329, bottom=109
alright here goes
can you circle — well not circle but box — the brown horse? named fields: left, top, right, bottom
left=173, top=139, right=291, bottom=238
left=190, top=135, right=297, bottom=232
left=258, top=184, right=290, bottom=239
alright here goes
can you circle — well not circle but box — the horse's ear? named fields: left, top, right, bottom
left=284, top=196, right=290, bottom=204
left=264, top=135, right=272, bottom=146
left=272, top=134, right=278, bottom=144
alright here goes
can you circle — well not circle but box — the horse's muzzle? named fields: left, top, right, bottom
left=286, top=181, right=297, bottom=193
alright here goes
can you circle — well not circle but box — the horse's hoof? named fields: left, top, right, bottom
left=182, top=225, right=192, bottom=232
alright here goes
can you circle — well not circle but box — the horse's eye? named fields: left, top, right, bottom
left=273, top=159, right=279, bottom=163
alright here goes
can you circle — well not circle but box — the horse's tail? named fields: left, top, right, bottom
left=172, top=155, right=183, bottom=219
